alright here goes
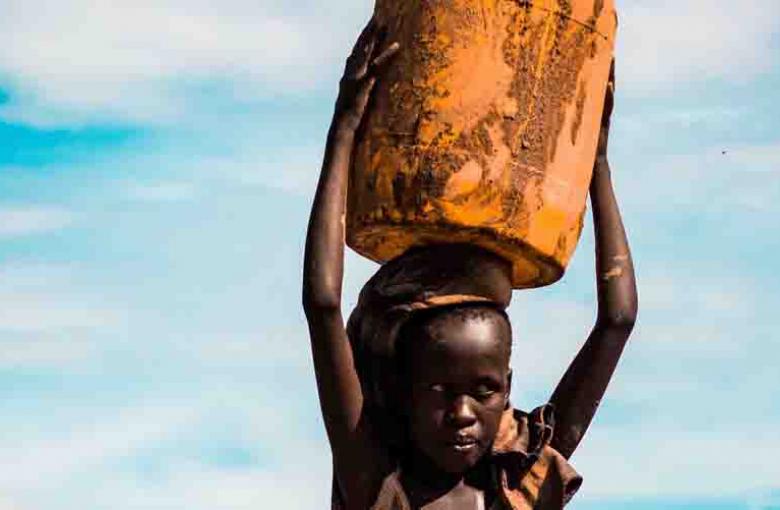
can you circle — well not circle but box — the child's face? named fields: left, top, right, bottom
left=405, top=310, right=511, bottom=475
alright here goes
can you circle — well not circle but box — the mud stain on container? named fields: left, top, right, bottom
left=571, top=82, right=588, bottom=145
left=348, top=0, right=617, bottom=287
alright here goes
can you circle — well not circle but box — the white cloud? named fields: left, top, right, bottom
left=508, top=295, right=595, bottom=391
left=0, top=499, right=24, bottom=510
left=0, top=290, right=121, bottom=367
left=617, top=0, right=780, bottom=92
left=574, top=424, right=780, bottom=499
left=178, top=328, right=313, bottom=371
left=0, top=291, right=119, bottom=333
left=0, top=0, right=369, bottom=126
left=105, top=142, right=326, bottom=197
left=618, top=142, right=780, bottom=214
left=0, top=206, right=74, bottom=237
left=125, top=181, right=199, bottom=202
left=0, top=389, right=332, bottom=509
left=0, top=263, right=78, bottom=289
left=79, top=464, right=330, bottom=510
left=506, top=278, right=752, bottom=404
left=0, top=402, right=201, bottom=491
left=0, top=234, right=774, bottom=508
left=3, top=0, right=777, bottom=125
left=0, top=263, right=122, bottom=367
left=228, top=146, right=324, bottom=196
left=0, top=337, right=100, bottom=368
left=620, top=105, right=745, bottom=131
left=0, top=3, right=776, bottom=500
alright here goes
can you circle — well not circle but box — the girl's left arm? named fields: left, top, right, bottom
left=549, top=62, right=639, bottom=460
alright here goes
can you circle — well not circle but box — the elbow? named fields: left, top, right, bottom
left=596, top=280, right=639, bottom=334
left=302, top=285, right=342, bottom=316
left=596, top=303, right=638, bottom=334
left=597, top=288, right=638, bottom=333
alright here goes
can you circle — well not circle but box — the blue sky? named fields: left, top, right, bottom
left=0, top=0, right=779, bottom=509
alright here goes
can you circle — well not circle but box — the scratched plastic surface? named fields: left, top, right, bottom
left=347, top=0, right=618, bottom=288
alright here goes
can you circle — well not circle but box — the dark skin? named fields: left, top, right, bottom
left=400, top=308, right=512, bottom=509
left=302, top=21, right=637, bottom=509
left=548, top=61, right=639, bottom=460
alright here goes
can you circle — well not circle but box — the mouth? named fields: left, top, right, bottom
left=446, top=435, right=479, bottom=452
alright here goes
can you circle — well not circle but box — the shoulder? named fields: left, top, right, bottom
left=330, top=417, right=396, bottom=510
left=493, top=405, right=553, bottom=457
left=332, top=468, right=407, bottom=510
left=492, top=405, right=582, bottom=508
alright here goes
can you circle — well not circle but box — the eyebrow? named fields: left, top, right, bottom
left=473, top=375, right=504, bottom=386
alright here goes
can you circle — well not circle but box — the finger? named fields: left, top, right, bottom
left=604, top=59, right=615, bottom=114
left=370, top=42, right=401, bottom=71
left=345, top=20, right=378, bottom=77
left=361, top=76, right=378, bottom=99
left=353, top=37, right=378, bottom=80
left=608, top=58, right=616, bottom=91
left=351, top=18, right=377, bottom=55
left=354, top=76, right=377, bottom=114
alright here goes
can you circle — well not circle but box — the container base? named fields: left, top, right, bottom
left=347, top=222, right=565, bottom=289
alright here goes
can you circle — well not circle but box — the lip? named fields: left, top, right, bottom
left=450, top=442, right=477, bottom=452
left=445, top=436, right=479, bottom=452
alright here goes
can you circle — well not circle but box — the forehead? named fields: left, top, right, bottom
left=407, top=310, right=510, bottom=379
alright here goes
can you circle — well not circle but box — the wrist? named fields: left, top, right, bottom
left=592, top=158, right=612, bottom=182
left=328, top=120, right=357, bottom=143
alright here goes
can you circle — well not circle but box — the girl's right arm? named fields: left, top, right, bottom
left=548, top=63, right=639, bottom=459
left=302, top=20, right=398, bottom=508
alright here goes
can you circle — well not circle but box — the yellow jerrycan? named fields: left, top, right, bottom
left=347, top=0, right=618, bottom=288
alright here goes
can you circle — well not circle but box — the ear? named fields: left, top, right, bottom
left=504, top=369, right=513, bottom=409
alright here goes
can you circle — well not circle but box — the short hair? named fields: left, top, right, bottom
left=395, top=302, right=512, bottom=376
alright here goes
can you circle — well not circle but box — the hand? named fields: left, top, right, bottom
left=596, top=59, right=615, bottom=161
left=333, top=19, right=400, bottom=134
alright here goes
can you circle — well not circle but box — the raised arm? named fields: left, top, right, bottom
left=302, top=20, right=398, bottom=507
left=549, top=62, right=639, bottom=460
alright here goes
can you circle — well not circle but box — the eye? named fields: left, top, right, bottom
left=428, top=383, right=446, bottom=393
left=472, top=385, right=497, bottom=401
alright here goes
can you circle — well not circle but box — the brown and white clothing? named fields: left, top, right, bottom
left=336, top=245, right=581, bottom=509
left=333, top=405, right=581, bottom=510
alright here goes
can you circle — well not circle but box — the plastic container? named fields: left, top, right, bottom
left=347, top=0, right=618, bottom=288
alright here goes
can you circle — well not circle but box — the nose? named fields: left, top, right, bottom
left=446, top=394, right=477, bottom=429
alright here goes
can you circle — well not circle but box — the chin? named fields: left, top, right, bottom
left=433, top=445, right=488, bottom=475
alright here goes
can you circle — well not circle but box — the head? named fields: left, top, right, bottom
left=396, top=303, right=512, bottom=474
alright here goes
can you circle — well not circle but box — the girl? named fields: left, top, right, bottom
left=303, top=20, right=637, bottom=510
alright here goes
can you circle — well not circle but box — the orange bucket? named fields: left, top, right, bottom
left=347, top=0, right=618, bottom=288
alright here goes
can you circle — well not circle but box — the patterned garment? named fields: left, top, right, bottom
left=490, top=406, right=582, bottom=509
